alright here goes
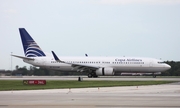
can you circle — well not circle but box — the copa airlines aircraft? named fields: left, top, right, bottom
left=12, top=28, right=171, bottom=78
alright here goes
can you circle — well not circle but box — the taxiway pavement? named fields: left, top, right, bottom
left=0, top=76, right=180, bottom=81
left=0, top=79, right=180, bottom=108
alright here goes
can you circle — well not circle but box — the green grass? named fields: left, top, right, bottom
left=0, top=80, right=175, bottom=91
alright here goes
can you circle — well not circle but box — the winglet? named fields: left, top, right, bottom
left=85, top=54, right=88, bottom=57
left=51, top=51, right=64, bottom=62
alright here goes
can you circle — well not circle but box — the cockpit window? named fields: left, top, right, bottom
left=158, top=62, right=164, bottom=64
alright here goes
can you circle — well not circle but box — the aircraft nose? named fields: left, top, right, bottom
left=165, top=64, right=171, bottom=70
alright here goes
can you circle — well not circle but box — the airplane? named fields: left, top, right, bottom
left=12, top=28, right=171, bottom=78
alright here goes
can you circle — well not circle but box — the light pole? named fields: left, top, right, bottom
left=11, top=52, right=13, bottom=75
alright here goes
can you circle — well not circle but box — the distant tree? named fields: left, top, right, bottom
left=15, top=65, right=19, bottom=70
left=164, top=61, right=180, bottom=76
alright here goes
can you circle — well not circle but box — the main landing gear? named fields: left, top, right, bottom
left=152, top=73, right=156, bottom=78
left=153, top=75, right=156, bottom=78
left=88, top=72, right=98, bottom=78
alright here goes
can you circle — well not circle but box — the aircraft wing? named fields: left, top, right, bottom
left=12, top=55, right=34, bottom=60
left=51, top=51, right=99, bottom=71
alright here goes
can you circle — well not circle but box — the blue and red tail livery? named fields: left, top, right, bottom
left=19, top=28, right=46, bottom=57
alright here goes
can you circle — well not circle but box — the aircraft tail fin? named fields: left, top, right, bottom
left=19, top=28, right=46, bottom=57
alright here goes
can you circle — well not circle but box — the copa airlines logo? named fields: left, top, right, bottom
left=25, top=42, right=45, bottom=57
left=115, top=58, right=142, bottom=62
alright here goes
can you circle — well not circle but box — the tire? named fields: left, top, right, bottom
left=88, top=73, right=92, bottom=78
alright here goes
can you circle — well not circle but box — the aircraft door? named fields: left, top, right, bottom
left=149, top=60, right=153, bottom=72
left=41, top=59, right=47, bottom=67
left=149, top=61, right=153, bottom=67
left=35, top=58, right=46, bottom=67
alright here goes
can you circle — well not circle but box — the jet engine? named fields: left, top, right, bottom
left=95, top=67, right=115, bottom=76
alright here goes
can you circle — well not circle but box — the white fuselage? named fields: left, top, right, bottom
left=16, top=28, right=171, bottom=77
left=23, top=56, right=171, bottom=73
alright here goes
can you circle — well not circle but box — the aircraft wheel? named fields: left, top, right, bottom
left=88, top=73, right=92, bottom=78
left=153, top=75, right=156, bottom=78
left=91, top=72, right=97, bottom=78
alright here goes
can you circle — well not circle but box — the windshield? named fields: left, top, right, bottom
left=158, top=61, right=165, bottom=64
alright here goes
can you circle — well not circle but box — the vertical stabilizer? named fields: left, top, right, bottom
left=19, top=28, right=46, bottom=57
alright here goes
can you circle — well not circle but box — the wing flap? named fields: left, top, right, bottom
left=71, top=63, right=99, bottom=70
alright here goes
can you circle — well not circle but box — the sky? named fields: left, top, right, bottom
left=1, top=0, right=180, bottom=70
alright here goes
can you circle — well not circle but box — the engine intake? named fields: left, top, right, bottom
left=96, top=67, right=115, bottom=76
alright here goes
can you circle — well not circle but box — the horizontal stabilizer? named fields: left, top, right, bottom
left=12, top=55, right=34, bottom=60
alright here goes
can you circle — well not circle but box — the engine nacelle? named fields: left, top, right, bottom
left=95, top=67, right=115, bottom=76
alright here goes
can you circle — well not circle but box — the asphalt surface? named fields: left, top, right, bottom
left=0, top=76, right=180, bottom=108
left=0, top=76, right=180, bottom=81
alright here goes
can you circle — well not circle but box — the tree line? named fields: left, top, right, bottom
left=162, top=61, right=180, bottom=76
left=8, top=61, right=180, bottom=76
left=11, top=66, right=83, bottom=76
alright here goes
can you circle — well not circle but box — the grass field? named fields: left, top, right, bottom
left=0, top=80, right=175, bottom=91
